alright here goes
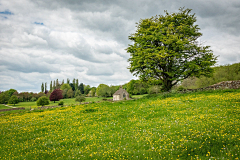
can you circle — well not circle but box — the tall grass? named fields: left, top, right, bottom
left=0, top=90, right=239, bottom=159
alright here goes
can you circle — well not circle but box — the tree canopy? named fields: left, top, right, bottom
left=127, top=8, right=217, bottom=91
left=60, top=83, right=71, bottom=91
left=75, top=95, right=86, bottom=104
left=96, top=84, right=110, bottom=97
left=8, top=95, right=19, bottom=106
left=50, top=89, right=63, bottom=103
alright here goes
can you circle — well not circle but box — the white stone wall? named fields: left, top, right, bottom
left=113, top=95, right=120, bottom=101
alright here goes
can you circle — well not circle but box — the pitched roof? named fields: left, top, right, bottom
left=113, top=88, right=128, bottom=95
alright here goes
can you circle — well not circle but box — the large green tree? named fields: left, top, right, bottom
left=8, top=95, right=19, bottom=106
left=96, top=84, right=110, bottom=97
left=0, top=92, right=10, bottom=104
left=127, top=8, right=217, bottom=91
left=7, top=89, right=17, bottom=97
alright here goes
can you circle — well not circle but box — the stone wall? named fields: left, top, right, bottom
left=181, top=80, right=240, bottom=93
left=0, top=107, right=25, bottom=112
left=205, top=80, right=240, bottom=90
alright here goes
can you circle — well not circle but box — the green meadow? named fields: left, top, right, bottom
left=6, top=95, right=146, bottom=110
left=0, top=90, right=239, bottom=159
left=0, top=104, right=11, bottom=109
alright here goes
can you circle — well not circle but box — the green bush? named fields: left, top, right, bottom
left=58, top=100, right=64, bottom=106
left=148, top=85, right=161, bottom=94
left=36, top=96, right=50, bottom=106
left=30, top=97, right=37, bottom=102
left=18, top=97, right=24, bottom=102
left=177, top=86, right=186, bottom=91
left=75, top=95, right=86, bottom=104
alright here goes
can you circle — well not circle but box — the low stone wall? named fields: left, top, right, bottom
left=205, top=80, right=240, bottom=90
left=182, top=80, right=240, bottom=93
left=0, top=107, right=25, bottom=112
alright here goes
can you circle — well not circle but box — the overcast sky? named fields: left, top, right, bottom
left=0, top=0, right=240, bottom=93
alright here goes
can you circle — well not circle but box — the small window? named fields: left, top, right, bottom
left=123, top=93, right=126, bottom=98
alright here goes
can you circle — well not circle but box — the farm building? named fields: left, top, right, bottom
left=113, top=86, right=130, bottom=101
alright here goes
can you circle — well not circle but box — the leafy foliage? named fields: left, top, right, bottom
left=50, top=81, right=53, bottom=92
left=148, top=85, right=161, bottom=94
left=74, top=89, right=81, bottom=97
left=79, top=83, right=84, bottom=94
left=67, top=89, right=74, bottom=98
left=36, top=96, right=49, bottom=106
left=181, top=62, right=240, bottom=89
left=50, top=89, right=63, bottom=103
left=60, top=83, right=71, bottom=91
left=0, top=92, right=10, bottom=104
left=8, top=95, right=19, bottom=106
left=58, top=100, right=64, bottom=106
left=7, top=89, right=17, bottom=97
left=89, top=87, right=96, bottom=97
left=30, top=97, right=37, bottom=102
left=69, top=83, right=75, bottom=91
left=127, top=80, right=149, bottom=95
left=84, top=85, right=91, bottom=95
left=75, top=95, right=86, bottom=104
left=96, top=84, right=110, bottom=97
left=127, top=8, right=217, bottom=91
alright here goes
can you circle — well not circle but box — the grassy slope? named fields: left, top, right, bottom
left=7, top=95, right=146, bottom=109
left=0, top=90, right=239, bottom=159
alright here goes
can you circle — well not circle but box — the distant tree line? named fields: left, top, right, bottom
left=2, top=63, right=239, bottom=105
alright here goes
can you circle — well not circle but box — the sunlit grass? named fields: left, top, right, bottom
left=0, top=104, right=11, bottom=109
left=7, top=96, right=114, bottom=109
left=1, top=90, right=240, bottom=159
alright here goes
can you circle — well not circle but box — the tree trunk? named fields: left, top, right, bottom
left=162, top=79, right=173, bottom=92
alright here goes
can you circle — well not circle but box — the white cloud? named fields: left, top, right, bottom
left=0, top=0, right=239, bottom=92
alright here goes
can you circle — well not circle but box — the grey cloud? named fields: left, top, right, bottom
left=0, top=58, right=60, bottom=73
left=86, top=65, right=114, bottom=76
left=0, top=0, right=240, bottom=92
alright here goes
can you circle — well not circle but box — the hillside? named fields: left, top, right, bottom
left=0, top=90, right=240, bottom=159
left=181, top=62, right=240, bottom=89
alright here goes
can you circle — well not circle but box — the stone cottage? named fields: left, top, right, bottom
left=113, top=86, right=130, bottom=101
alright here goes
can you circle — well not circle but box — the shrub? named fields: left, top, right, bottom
left=58, top=100, right=64, bottom=106
left=30, top=97, right=37, bottom=102
left=129, top=94, right=132, bottom=98
left=75, top=95, right=86, bottom=104
left=148, top=85, right=161, bottom=94
left=18, top=97, right=24, bottom=102
left=37, top=96, right=50, bottom=106
left=177, top=86, right=186, bottom=92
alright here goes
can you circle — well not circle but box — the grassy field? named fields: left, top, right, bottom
left=0, top=104, right=12, bottom=109
left=0, top=90, right=239, bottom=159
left=7, top=95, right=146, bottom=109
